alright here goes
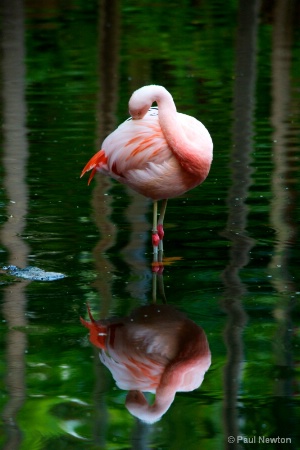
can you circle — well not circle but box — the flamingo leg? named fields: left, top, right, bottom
left=157, top=199, right=168, bottom=253
left=152, top=201, right=160, bottom=260
left=152, top=255, right=166, bottom=303
left=157, top=259, right=166, bottom=303
left=152, top=270, right=157, bottom=303
left=152, top=199, right=167, bottom=269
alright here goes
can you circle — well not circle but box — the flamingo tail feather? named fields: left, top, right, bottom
left=81, top=149, right=108, bottom=184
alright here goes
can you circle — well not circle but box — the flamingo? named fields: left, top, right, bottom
left=81, top=304, right=211, bottom=423
left=81, top=85, right=213, bottom=257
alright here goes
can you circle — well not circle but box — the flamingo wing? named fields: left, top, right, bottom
left=81, top=110, right=170, bottom=179
left=103, top=112, right=170, bottom=174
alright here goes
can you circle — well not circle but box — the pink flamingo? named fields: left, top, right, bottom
left=81, top=304, right=211, bottom=423
left=81, top=85, right=213, bottom=256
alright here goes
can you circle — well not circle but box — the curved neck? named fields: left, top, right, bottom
left=158, top=89, right=210, bottom=175
left=125, top=388, right=175, bottom=424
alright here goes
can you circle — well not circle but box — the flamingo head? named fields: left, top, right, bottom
left=128, top=87, right=153, bottom=120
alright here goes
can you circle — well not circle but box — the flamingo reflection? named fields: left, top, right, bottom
left=81, top=303, right=211, bottom=423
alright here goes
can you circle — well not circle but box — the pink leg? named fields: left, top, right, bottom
left=152, top=201, right=160, bottom=259
left=157, top=224, right=164, bottom=240
left=157, top=199, right=168, bottom=252
left=152, top=200, right=168, bottom=272
left=152, top=232, right=160, bottom=248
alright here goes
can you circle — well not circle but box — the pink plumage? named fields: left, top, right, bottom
left=81, top=85, right=213, bottom=255
left=81, top=304, right=211, bottom=423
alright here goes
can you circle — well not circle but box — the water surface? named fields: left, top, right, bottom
left=1, top=0, right=300, bottom=449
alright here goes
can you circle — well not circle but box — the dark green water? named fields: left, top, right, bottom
left=1, top=0, right=300, bottom=448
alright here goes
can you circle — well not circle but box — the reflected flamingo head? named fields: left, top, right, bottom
left=81, top=304, right=211, bottom=423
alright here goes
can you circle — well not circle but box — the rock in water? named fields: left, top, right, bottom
left=2, top=265, right=66, bottom=281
